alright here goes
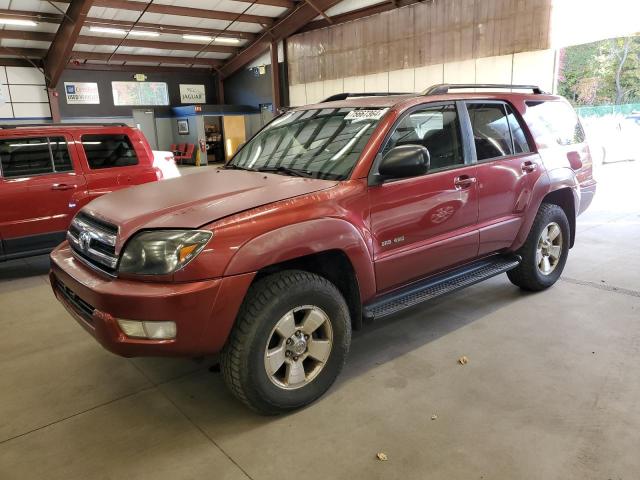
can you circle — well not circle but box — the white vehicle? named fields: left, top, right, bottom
left=152, top=150, right=181, bottom=179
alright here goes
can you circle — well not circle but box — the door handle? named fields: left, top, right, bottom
left=454, top=175, right=476, bottom=189
left=51, top=183, right=75, bottom=191
left=521, top=161, right=537, bottom=173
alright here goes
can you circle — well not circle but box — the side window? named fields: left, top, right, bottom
left=82, top=134, right=139, bottom=169
left=505, top=105, right=531, bottom=154
left=0, top=137, right=53, bottom=178
left=525, top=101, right=585, bottom=147
left=383, top=104, right=464, bottom=171
left=467, top=103, right=514, bottom=161
left=49, top=137, right=73, bottom=172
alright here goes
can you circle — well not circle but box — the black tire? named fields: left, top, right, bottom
left=221, top=270, right=351, bottom=415
left=507, top=203, right=570, bottom=291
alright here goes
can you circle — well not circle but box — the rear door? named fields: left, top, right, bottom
left=78, top=131, right=156, bottom=202
left=464, top=101, right=542, bottom=256
left=368, top=102, right=480, bottom=292
left=0, top=134, right=86, bottom=257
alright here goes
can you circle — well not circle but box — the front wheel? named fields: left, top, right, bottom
left=507, top=203, right=570, bottom=291
left=221, top=270, right=351, bottom=414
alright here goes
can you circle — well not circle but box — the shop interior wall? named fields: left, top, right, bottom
left=1, top=66, right=52, bottom=121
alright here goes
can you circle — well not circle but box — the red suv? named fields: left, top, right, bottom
left=50, top=85, right=596, bottom=414
left=1, top=124, right=161, bottom=261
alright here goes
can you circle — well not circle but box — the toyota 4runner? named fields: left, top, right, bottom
left=50, top=84, right=596, bottom=414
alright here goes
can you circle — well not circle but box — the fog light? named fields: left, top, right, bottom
left=117, top=319, right=146, bottom=338
left=117, top=319, right=176, bottom=340
left=143, top=321, right=177, bottom=340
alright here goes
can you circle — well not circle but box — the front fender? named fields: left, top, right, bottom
left=224, top=218, right=377, bottom=303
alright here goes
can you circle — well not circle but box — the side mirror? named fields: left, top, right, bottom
left=378, top=144, right=430, bottom=179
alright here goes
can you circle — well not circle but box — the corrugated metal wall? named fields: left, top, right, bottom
left=287, top=0, right=552, bottom=86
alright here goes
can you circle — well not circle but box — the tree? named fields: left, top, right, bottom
left=557, top=34, right=640, bottom=106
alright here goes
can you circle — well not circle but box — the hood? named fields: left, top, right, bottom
left=83, top=169, right=337, bottom=241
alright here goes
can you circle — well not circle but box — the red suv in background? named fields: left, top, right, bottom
left=50, top=85, right=596, bottom=414
left=0, top=124, right=162, bottom=261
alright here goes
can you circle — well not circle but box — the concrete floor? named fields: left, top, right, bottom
left=1, top=160, right=639, bottom=479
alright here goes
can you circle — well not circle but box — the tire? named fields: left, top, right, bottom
left=507, top=203, right=570, bottom=291
left=221, top=270, right=351, bottom=415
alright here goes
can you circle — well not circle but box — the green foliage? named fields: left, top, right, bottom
left=557, top=35, right=640, bottom=106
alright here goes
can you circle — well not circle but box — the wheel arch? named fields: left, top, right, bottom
left=224, top=218, right=377, bottom=329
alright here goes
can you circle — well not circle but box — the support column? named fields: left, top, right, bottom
left=270, top=41, right=281, bottom=111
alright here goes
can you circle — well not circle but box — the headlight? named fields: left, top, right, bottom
left=119, top=230, right=212, bottom=275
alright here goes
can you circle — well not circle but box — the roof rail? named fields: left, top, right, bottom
left=321, top=92, right=412, bottom=103
left=0, top=123, right=129, bottom=129
left=422, top=84, right=546, bottom=95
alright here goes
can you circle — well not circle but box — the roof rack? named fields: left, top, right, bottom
left=321, top=92, right=412, bottom=103
left=422, top=84, right=546, bottom=95
left=0, top=123, right=129, bottom=129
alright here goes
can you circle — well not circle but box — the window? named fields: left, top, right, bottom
left=383, top=104, right=464, bottom=171
left=50, top=137, right=73, bottom=172
left=0, top=137, right=73, bottom=178
left=505, top=105, right=531, bottom=154
left=82, top=134, right=139, bottom=169
left=525, top=101, right=585, bottom=147
left=230, top=108, right=385, bottom=180
left=467, top=103, right=515, bottom=160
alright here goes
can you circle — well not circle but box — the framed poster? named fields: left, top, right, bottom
left=64, top=82, right=100, bottom=104
left=177, top=119, right=189, bottom=135
left=112, top=81, right=169, bottom=106
left=179, top=84, right=206, bottom=104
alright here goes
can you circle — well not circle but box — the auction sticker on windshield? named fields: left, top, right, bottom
left=344, top=108, right=388, bottom=122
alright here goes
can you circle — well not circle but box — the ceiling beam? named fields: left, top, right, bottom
left=71, top=51, right=223, bottom=67
left=76, top=35, right=238, bottom=54
left=53, top=0, right=278, bottom=25
left=218, top=0, right=343, bottom=79
left=54, top=0, right=294, bottom=10
left=0, top=46, right=222, bottom=67
left=0, top=8, right=62, bottom=23
left=0, top=30, right=237, bottom=54
left=44, top=0, right=94, bottom=88
left=84, top=18, right=257, bottom=40
left=0, top=9, right=256, bottom=40
left=298, top=0, right=424, bottom=33
left=65, top=63, right=213, bottom=73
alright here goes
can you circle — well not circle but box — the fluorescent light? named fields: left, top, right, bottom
left=214, top=37, right=241, bottom=44
left=129, top=30, right=160, bottom=37
left=90, top=26, right=126, bottom=35
left=0, top=19, right=38, bottom=27
left=183, top=34, right=212, bottom=42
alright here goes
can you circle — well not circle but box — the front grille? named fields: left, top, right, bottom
left=55, top=278, right=95, bottom=323
left=67, top=212, right=119, bottom=276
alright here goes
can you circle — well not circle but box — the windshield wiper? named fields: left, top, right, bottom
left=256, top=166, right=313, bottom=178
left=223, top=163, right=255, bottom=171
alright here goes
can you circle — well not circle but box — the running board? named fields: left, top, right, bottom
left=363, top=255, right=521, bottom=320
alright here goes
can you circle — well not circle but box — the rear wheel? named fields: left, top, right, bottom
left=221, top=270, right=351, bottom=414
left=507, top=203, right=570, bottom=291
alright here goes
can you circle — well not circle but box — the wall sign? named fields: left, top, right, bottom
left=64, top=82, right=100, bottom=104
left=133, top=73, right=148, bottom=82
left=179, top=84, right=206, bottom=104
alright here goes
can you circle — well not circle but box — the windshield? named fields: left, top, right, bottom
left=228, top=107, right=388, bottom=180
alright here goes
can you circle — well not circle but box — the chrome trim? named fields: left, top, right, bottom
left=67, top=231, right=118, bottom=269
left=70, top=216, right=116, bottom=246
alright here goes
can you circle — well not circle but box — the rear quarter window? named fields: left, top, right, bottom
left=524, top=101, right=585, bottom=149
left=82, top=134, right=139, bottom=169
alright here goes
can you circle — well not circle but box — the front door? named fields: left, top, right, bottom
left=368, top=103, right=480, bottom=292
left=0, top=135, right=85, bottom=257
